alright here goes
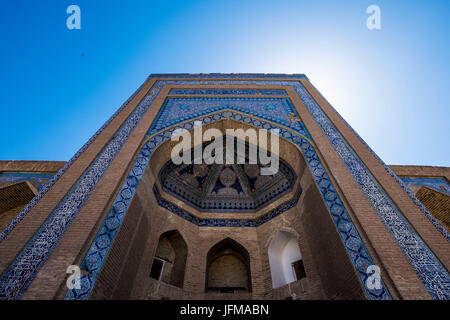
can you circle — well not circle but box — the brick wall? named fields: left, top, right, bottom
left=415, top=186, right=450, bottom=232
left=0, top=181, right=37, bottom=231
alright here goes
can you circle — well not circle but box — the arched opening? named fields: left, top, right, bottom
left=205, top=238, right=252, bottom=293
left=158, top=135, right=297, bottom=213
left=150, top=230, right=187, bottom=288
left=268, top=231, right=305, bottom=288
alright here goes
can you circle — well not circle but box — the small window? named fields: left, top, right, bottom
left=150, top=257, right=164, bottom=280
left=292, top=259, right=306, bottom=280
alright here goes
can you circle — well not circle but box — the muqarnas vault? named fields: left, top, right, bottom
left=0, top=74, right=449, bottom=300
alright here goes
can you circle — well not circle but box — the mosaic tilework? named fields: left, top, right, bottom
left=1, top=75, right=447, bottom=300
left=400, top=176, right=450, bottom=196
left=0, top=172, right=55, bottom=191
left=169, top=89, right=287, bottom=96
left=307, top=82, right=450, bottom=241
left=155, top=184, right=302, bottom=227
left=149, top=97, right=311, bottom=139
left=66, top=110, right=391, bottom=300
left=293, top=83, right=450, bottom=299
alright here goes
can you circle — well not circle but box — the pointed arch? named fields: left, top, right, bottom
left=205, top=237, right=252, bottom=293
left=268, top=231, right=304, bottom=288
left=150, top=229, right=188, bottom=288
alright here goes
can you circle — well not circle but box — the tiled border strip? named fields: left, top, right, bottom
left=65, top=110, right=391, bottom=300
left=148, top=96, right=311, bottom=139
left=0, top=79, right=149, bottom=242
left=151, top=73, right=308, bottom=79
left=292, top=82, right=450, bottom=299
left=308, top=82, right=450, bottom=240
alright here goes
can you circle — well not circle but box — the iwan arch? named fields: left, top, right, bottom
left=0, top=74, right=449, bottom=300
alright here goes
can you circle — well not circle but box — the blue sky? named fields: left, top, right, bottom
left=0, top=0, right=449, bottom=166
